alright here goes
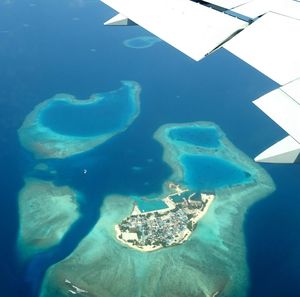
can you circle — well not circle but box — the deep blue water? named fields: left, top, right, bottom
left=181, top=154, right=251, bottom=190
left=40, top=84, right=137, bottom=136
left=168, top=126, right=220, bottom=148
left=1, top=1, right=300, bottom=297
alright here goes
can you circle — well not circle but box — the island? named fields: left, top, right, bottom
left=17, top=82, right=142, bottom=259
left=40, top=122, right=275, bottom=297
left=18, top=81, right=140, bottom=159
left=17, top=178, right=80, bottom=260
left=115, top=183, right=214, bottom=251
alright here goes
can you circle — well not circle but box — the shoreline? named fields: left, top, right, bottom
left=18, top=81, right=141, bottom=159
left=39, top=122, right=275, bottom=297
left=114, top=188, right=215, bottom=252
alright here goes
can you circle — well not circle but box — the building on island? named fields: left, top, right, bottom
left=115, top=183, right=215, bottom=252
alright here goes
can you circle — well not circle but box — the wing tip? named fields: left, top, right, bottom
left=255, top=136, right=300, bottom=164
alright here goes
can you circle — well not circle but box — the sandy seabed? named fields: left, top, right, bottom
left=40, top=122, right=275, bottom=297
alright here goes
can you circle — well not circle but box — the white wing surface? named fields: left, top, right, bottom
left=224, top=12, right=300, bottom=86
left=253, top=79, right=300, bottom=142
left=101, top=0, right=300, bottom=163
left=254, top=136, right=300, bottom=163
left=104, top=13, right=132, bottom=26
left=253, top=79, right=300, bottom=163
left=232, top=0, right=300, bottom=20
left=102, top=0, right=247, bottom=61
left=202, top=0, right=251, bottom=9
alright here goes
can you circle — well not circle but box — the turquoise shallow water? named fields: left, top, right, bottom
left=123, top=36, right=161, bottom=49
left=131, top=196, right=168, bottom=212
left=3, top=1, right=297, bottom=297
left=18, top=81, right=140, bottom=159
left=40, top=87, right=136, bottom=137
left=39, top=121, right=275, bottom=297
left=181, top=154, right=251, bottom=190
left=168, top=126, right=220, bottom=148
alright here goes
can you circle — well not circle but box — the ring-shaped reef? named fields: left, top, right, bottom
left=40, top=122, right=275, bottom=297
left=18, top=81, right=141, bottom=159
left=18, top=178, right=80, bottom=260
left=123, top=36, right=161, bottom=49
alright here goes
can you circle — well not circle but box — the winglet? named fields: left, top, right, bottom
left=255, top=136, right=300, bottom=163
left=104, top=13, right=135, bottom=26
left=253, top=78, right=300, bottom=163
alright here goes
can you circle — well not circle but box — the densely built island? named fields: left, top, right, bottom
left=115, top=183, right=214, bottom=251
left=40, top=121, right=275, bottom=297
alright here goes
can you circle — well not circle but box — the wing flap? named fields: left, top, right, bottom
left=281, top=80, right=300, bottom=104
left=224, top=12, right=300, bottom=85
left=232, top=0, right=300, bottom=20
left=101, top=0, right=247, bottom=61
left=253, top=79, right=300, bottom=144
left=255, top=136, right=300, bottom=163
left=201, top=0, right=252, bottom=10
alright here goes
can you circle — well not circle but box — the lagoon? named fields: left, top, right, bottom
left=40, top=84, right=138, bottom=137
left=123, top=36, right=161, bottom=49
left=18, top=81, right=140, bottom=159
left=181, top=154, right=251, bottom=190
left=168, top=125, right=220, bottom=148
left=40, top=121, right=275, bottom=297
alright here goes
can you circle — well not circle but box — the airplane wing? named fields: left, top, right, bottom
left=253, top=78, right=300, bottom=163
left=102, top=0, right=247, bottom=61
left=101, top=0, right=300, bottom=163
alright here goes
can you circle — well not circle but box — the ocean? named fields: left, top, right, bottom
left=1, top=0, right=300, bottom=296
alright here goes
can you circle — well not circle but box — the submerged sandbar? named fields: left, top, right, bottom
left=40, top=121, right=275, bottom=297
left=123, top=36, right=161, bottom=49
left=18, top=81, right=141, bottom=159
left=18, top=178, right=80, bottom=260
